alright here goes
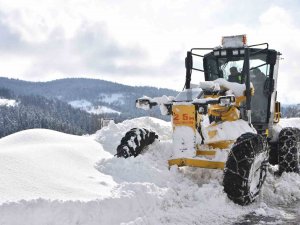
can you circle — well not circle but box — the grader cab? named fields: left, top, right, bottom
left=116, top=35, right=299, bottom=205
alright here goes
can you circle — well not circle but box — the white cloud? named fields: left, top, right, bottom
left=259, top=6, right=292, bottom=26
left=0, top=55, right=33, bottom=76
left=254, top=6, right=300, bottom=103
left=0, top=1, right=299, bottom=103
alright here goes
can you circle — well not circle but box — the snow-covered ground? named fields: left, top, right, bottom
left=69, top=99, right=121, bottom=115
left=0, top=98, right=18, bottom=107
left=0, top=117, right=299, bottom=224
left=0, top=129, right=115, bottom=203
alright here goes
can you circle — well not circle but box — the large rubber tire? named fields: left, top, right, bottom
left=278, top=127, right=300, bottom=175
left=223, top=132, right=268, bottom=205
left=116, top=128, right=158, bottom=158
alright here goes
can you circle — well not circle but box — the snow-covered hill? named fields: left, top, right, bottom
left=0, top=117, right=299, bottom=225
left=0, top=77, right=178, bottom=120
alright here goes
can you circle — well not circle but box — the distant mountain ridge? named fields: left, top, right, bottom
left=0, top=77, right=178, bottom=120
left=0, top=77, right=177, bottom=100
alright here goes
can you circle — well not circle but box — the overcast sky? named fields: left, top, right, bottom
left=0, top=0, right=299, bottom=103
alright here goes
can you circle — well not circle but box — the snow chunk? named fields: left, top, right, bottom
left=153, top=95, right=174, bottom=115
left=199, top=81, right=220, bottom=92
left=199, top=78, right=252, bottom=97
left=213, top=78, right=249, bottom=97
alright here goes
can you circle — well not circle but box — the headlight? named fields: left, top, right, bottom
left=232, top=50, right=239, bottom=55
left=198, top=106, right=204, bottom=113
left=221, top=50, right=227, bottom=56
left=218, top=96, right=235, bottom=106
left=214, top=51, right=220, bottom=56
left=219, top=98, right=231, bottom=106
left=136, top=99, right=151, bottom=110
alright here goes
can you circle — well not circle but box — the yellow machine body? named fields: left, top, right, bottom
left=168, top=98, right=242, bottom=170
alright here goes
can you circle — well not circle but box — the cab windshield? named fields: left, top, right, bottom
left=204, top=49, right=269, bottom=83
left=218, top=57, right=244, bottom=83
left=203, top=49, right=270, bottom=124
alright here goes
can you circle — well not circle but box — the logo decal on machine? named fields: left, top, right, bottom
left=173, top=105, right=195, bottom=128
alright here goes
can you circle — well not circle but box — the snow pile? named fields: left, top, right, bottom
left=263, top=168, right=300, bottom=205
left=214, top=78, right=251, bottom=97
left=95, top=116, right=172, bottom=155
left=69, top=99, right=121, bottom=115
left=271, top=117, right=300, bottom=141
left=95, top=150, right=248, bottom=224
left=0, top=129, right=115, bottom=203
left=0, top=117, right=299, bottom=224
left=199, top=81, right=221, bottom=92
left=0, top=98, right=18, bottom=107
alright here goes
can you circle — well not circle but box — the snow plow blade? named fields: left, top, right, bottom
left=168, top=158, right=225, bottom=169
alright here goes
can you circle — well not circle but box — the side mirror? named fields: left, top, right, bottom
left=218, top=95, right=236, bottom=106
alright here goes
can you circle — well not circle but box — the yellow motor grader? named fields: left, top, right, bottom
left=116, top=35, right=300, bottom=205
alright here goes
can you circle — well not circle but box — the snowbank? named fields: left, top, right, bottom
left=94, top=116, right=172, bottom=155
left=0, top=117, right=299, bottom=225
left=263, top=167, right=300, bottom=205
left=271, top=117, right=300, bottom=141
left=0, top=129, right=115, bottom=203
